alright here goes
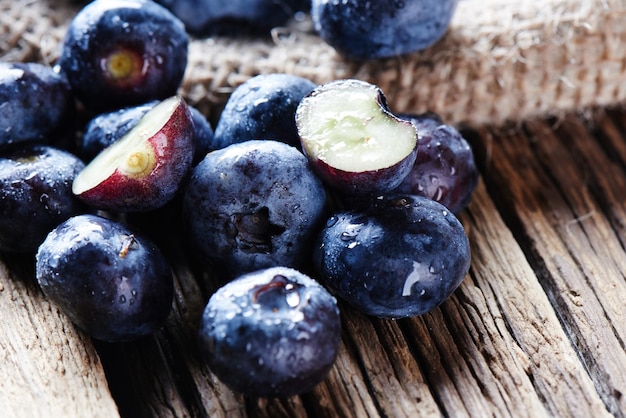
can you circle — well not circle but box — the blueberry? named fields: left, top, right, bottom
left=295, top=78, right=417, bottom=197
left=393, top=112, right=478, bottom=214
left=0, top=144, right=87, bottom=253
left=212, top=73, right=316, bottom=150
left=314, top=194, right=470, bottom=318
left=182, top=140, right=327, bottom=279
left=198, top=266, right=341, bottom=398
left=36, top=214, right=174, bottom=342
left=0, top=62, right=75, bottom=148
left=311, top=0, right=459, bottom=60
left=188, top=106, right=215, bottom=165
left=154, top=0, right=308, bottom=36
left=81, top=101, right=213, bottom=165
left=56, top=0, right=188, bottom=112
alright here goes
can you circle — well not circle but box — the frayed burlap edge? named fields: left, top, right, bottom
left=3, top=0, right=626, bottom=128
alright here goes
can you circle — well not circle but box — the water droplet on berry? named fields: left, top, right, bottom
left=286, top=290, right=300, bottom=307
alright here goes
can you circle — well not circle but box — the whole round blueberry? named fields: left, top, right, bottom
left=314, top=194, right=470, bottom=318
left=0, top=144, right=86, bottom=253
left=394, top=112, right=478, bottom=214
left=188, top=106, right=215, bottom=165
left=212, top=73, right=316, bottom=150
left=183, top=140, right=328, bottom=279
left=155, top=0, right=308, bottom=36
left=0, top=62, right=75, bottom=148
left=56, top=0, right=188, bottom=112
left=311, top=0, right=459, bottom=60
left=36, top=214, right=174, bottom=342
left=198, top=266, right=341, bottom=398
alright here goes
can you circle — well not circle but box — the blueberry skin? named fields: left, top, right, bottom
left=212, top=74, right=316, bottom=150
left=183, top=140, right=327, bottom=279
left=198, top=266, right=341, bottom=398
left=314, top=194, right=470, bottom=318
left=0, top=144, right=86, bottom=253
left=154, top=0, right=308, bottom=36
left=36, top=214, right=174, bottom=342
left=81, top=101, right=213, bottom=165
left=56, top=0, right=188, bottom=112
left=188, top=106, right=215, bottom=165
left=311, top=0, right=459, bottom=60
left=0, top=62, right=75, bottom=148
left=394, top=113, right=478, bottom=214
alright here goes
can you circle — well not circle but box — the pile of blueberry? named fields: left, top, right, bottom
left=0, top=0, right=474, bottom=398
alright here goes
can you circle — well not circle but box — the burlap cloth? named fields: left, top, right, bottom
left=2, top=0, right=626, bottom=127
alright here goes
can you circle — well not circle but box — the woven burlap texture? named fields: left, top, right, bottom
left=2, top=0, right=625, bottom=127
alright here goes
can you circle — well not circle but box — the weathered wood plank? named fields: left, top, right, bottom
left=0, top=255, right=119, bottom=417
left=456, top=180, right=611, bottom=417
left=467, top=115, right=626, bottom=417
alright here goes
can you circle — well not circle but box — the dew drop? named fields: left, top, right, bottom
left=24, top=171, right=38, bottom=181
left=326, top=215, right=339, bottom=227
left=286, top=290, right=300, bottom=307
left=340, top=232, right=354, bottom=241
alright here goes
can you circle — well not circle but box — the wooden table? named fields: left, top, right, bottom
left=2, top=105, right=625, bottom=417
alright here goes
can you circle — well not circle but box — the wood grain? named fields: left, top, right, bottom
left=0, top=256, right=119, bottom=417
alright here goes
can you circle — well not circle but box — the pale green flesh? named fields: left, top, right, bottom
left=299, top=85, right=416, bottom=172
left=72, top=96, right=180, bottom=194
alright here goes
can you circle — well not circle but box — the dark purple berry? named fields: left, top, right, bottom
left=0, top=144, right=86, bottom=253
left=56, top=0, right=188, bottom=112
left=198, top=266, right=341, bottom=398
left=35, top=214, right=173, bottom=342
left=314, top=194, right=470, bottom=318
left=183, top=140, right=327, bottom=279
left=311, top=0, right=458, bottom=60
left=213, top=73, right=316, bottom=150
left=0, top=62, right=75, bottom=148
left=394, top=112, right=478, bottom=214
left=155, top=0, right=309, bottom=36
